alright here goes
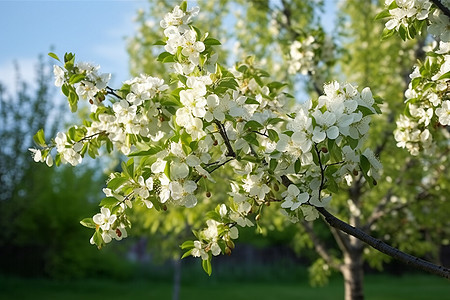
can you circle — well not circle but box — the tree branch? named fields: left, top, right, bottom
left=215, top=120, right=236, bottom=158
left=431, top=0, right=450, bottom=19
left=317, top=207, right=450, bottom=279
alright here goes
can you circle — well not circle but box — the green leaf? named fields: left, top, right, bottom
left=69, top=73, right=85, bottom=85
left=237, top=64, right=248, bottom=73
left=180, top=240, right=195, bottom=250
left=381, top=28, right=395, bottom=41
left=129, top=146, right=163, bottom=157
left=267, top=117, right=284, bottom=125
left=348, top=137, right=359, bottom=150
left=205, top=211, right=222, bottom=222
left=244, top=120, right=264, bottom=131
left=267, top=81, right=287, bottom=90
left=157, top=51, right=174, bottom=63
left=438, top=72, right=450, bottom=80
left=99, top=197, right=119, bottom=207
left=360, top=155, right=371, bottom=175
left=80, top=218, right=97, bottom=229
left=244, top=97, right=260, bottom=105
left=267, top=129, right=279, bottom=142
left=202, top=258, right=212, bottom=276
left=398, top=25, right=407, bottom=41
left=243, top=132, right=259, bottom=146
left=269, top=158, right=277, bottom=171
left=181, top=249, right=193, bottom=259
left=358, top=105, right=375, bottom=116
left=326, top=178, right=339, bottom=193
left=108, top=177, right=128, bottom=191
left=294, top=158, right=301, bottom=173
left=180, top=1, right=187, bottom=12
left=153, top=40, right=166, bottom=46
left=48, top=52, right=61, bottom=62
left=68, top=91, right=79, bottom=112
left=203, top=37, right=221, bottom=45
left=374, top=10, right=390, bottom=20
left=93, top=230, right=103, bottom=248
left=33, top=129, right=46, bottom=147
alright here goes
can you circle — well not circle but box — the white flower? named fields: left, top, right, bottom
left=242, top=173, right=270, bottom=200
left=113, top=226, right=128, bottom=241
left=281, top=184, right=309, bottom=211
left=436, top=100, right=450, bottom=125
left=29, top=148, right=43, bottom=163
left=300, top=206, right=319, bottom=221
left=93, top=207, right=117, bottom=231
left=53, top=65, right=65, bottom=87
left=192, top=240, right=208, bottom=260
left=135, top=176, right=154, bottom=199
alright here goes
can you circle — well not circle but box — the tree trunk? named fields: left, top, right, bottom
left=172, top=258, right=181, bottom=300
left=341, top=249, right=364, bottom=300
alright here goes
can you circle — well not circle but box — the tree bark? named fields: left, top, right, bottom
left=341, top=248, right=365, bottom=300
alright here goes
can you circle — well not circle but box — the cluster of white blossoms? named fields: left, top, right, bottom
left=288, top=37, right=318, bottom=75
left=384, top=0, right=432, bottom=30
left=89, top=207, right=128, bottom=244
left=287, top=34, right=334, bottom=76
left=383, top=0, right=450, bottom=42
left=31, top=2, right=382, bottom=270
left=53, top=60, right=111, bottom=108
left=394, top=41, right=450, bottom=155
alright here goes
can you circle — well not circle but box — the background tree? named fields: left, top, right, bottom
left=28, top=2, right=450, bottom=300
left=0, top=57, right=128, bottom=279
left=126, top=2, right=450, bottom=299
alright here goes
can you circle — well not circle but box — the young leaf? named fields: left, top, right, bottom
left=48, top=52, right=61, bottom=62
left=80, top=218, right=97, bottom=229
left=33, top=129, right=46, bottom=147
left=202, top=258, right=212, bottom=276
left=180, top=240, right=195, bottom=250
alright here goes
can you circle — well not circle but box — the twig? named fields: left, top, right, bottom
left=215, top=120, right=236, bottom=158
left=317, top=207, right=450, bottom=279
left=431, top=0, right=450, bottom=19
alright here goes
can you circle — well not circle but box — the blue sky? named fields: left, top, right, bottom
left=0, top=0, right=148, bottom=91
left=0, top=0, right=336, bottom=93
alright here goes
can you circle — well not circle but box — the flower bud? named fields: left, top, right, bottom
left=225, top=247, right=232, bottom=256
left=255, top=214, right=261, bottom=221
left=226, top=239, right=235, bottom=250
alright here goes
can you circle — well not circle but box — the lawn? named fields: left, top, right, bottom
left=1, top=274, right=449, bottom=300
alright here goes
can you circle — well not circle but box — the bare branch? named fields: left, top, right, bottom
left=317, top=207, right=450, bottom=279
left=431, top=0, right=450, bottom=19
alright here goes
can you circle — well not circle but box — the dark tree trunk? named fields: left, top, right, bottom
left=341, top=248, right=364, bottom=300
left=172, top=258, right=181, bottom=300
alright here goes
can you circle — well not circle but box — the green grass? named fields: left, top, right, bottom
left=1, top=274, right=449, bottom=300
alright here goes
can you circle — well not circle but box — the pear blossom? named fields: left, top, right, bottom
left=93, top=207, right=117, bottom=231
left=192, top=240, right=208, bottom=260
left=436, top=100, right=450, bottom=125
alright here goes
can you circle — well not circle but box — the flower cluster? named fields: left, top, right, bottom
left=381, top=0, right=450, bottom=41
left=288, top=34, right=334, bottom=76
left=31, top=1, right=383, bottom=273
left=394, top=42, right=450, bottom=155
